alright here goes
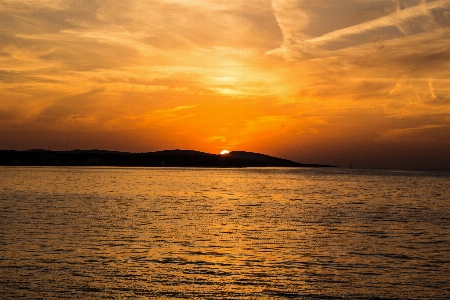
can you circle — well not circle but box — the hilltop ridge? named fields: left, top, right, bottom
left=0, top=149, right=336, bottom=168
left=228, top=151, right=301, bottom=167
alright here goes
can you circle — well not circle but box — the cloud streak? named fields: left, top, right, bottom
left=271, top=0, right=450, bottom=58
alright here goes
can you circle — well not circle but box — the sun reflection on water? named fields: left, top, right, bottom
left=0, top=167, right=449, bottom=299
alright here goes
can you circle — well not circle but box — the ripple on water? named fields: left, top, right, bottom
left=0, top=167, right=449, bottom=299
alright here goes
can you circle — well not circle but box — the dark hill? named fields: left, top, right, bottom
left=227, top=151, right=300, bottom=167
left=227, top=151, right=335, bottom=168
left=0, top=149, right=335, bottom=168
left=151, top=149, right=215, bottom=156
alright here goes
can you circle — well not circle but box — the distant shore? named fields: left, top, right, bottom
left=0, top=149, right=337, bottom=168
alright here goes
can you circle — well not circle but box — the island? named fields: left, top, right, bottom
left=0, top=149, right=336, bottom=168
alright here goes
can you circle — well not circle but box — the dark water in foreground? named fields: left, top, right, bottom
left=0, top=167, right=449, bottom=299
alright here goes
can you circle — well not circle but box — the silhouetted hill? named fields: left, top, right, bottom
left=151, top=149, right=215, bottom=156
left=228, top=151, right=300, bottom=167
left=227, top=151, right=335, bottom=168
left=0, top=149, right=336, bottom=168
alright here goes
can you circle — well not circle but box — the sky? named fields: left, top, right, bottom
left=1, top=0, right=450, bottom=169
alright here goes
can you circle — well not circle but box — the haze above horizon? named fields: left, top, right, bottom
left=1, top=0, right=450, bottom=169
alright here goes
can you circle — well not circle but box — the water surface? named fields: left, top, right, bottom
left=1, top=167, right=449, bottom=299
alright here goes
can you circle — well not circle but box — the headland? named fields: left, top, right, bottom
left=0, top=149, right=336, bottom=168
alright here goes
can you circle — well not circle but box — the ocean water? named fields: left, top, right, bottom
left=0, top=167, right=449, bottom=299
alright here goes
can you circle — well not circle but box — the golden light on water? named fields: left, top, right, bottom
left=1, top=162, right=449, bottom=298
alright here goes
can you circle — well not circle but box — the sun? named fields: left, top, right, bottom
left=220, top=150, right=230, bottom=155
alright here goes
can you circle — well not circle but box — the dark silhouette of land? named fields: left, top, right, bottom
left=0, top=149, right=336, bottom=168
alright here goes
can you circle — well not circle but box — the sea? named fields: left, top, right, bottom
left=0, top=167, right=449, bottom=299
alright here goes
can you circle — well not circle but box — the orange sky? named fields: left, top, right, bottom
left=1, top=0, right=450, bottom=169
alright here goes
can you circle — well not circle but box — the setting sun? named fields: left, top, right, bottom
left=220, top=150, right=230, bottom=155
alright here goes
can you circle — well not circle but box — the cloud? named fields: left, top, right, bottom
left=0, top=0, right=281, bottom=96
left=307, top=1, right=449, bottom=48
left=271, top=0, right=450, bottom=59
left=204, top=135, right=227, bottom=143
left=142, top=105, right=198, bottom=126
left=36, top=88, right=105, bottom=123
left=267, top=0, right=450, bottom=125
left=150, top=105, right=199, bottom=116
left=376, top=123, right=450, bottom=143
left=0, top=70, right=60, bottom=84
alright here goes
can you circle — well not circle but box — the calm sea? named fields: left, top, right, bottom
left=0, top=167, right=449, bottom=299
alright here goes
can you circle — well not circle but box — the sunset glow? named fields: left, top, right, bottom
left=220, top=150, right=230, bottom=155
left=1, top=0, right=450, bottom=169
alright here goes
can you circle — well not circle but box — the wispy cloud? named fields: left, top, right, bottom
left=376, top=123, right=450, bottom=143
left=271, top=0, right=450, bottom=58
